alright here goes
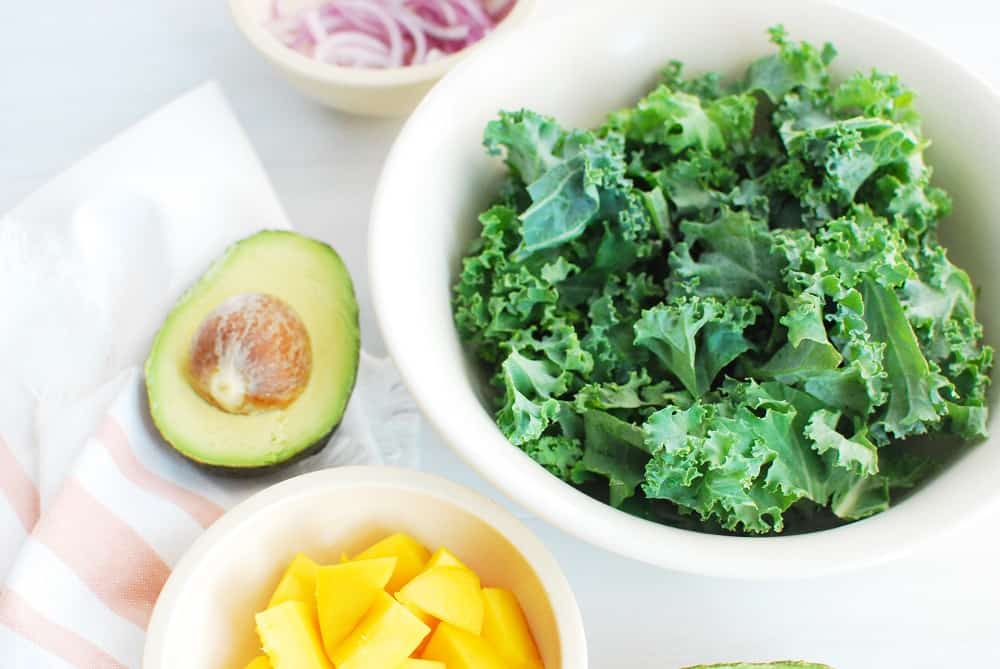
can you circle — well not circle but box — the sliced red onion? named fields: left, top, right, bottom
left=267, top=0, right=511, bottom=69
left=448, top=0, right=490, bottom=27
left=339, top=0, right=405, bottom=66
left=303, top=9, right=328, bottom=44
left=391, top=9, right=428, bottom=64
left=406, top=11, right=470, bottom=41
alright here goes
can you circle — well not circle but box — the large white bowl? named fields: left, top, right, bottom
left=370, top=0, right=1000, bottom=578
left=143, top=467, right=586, bottom=669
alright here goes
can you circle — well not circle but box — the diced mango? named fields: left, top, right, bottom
left=243, top=656, right=271, bottom=669
left=421, top=622, right=509, bottom=669
left=315, top=557, right=397, bottom=656
left=354, top=533, right=431, bottom=593
left=256, top=601, right=332, bottom=669
left=425, top=547, right=469, bottom=571
left=398, top=661, right=446, bottom=669
left=397, top=566, right=484, bottom=635
left=482, top=588, right=543, bottom=668
left=330, top=591, right=430, bottom=669
left=267, top=553, right=319, bottom=608
left=400, top=599, right=438, bottom=655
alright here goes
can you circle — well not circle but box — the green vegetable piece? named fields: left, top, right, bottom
left=668, top=209, right=787, bottom=298
left=634, top=297, right=759, bottom=397
left=484, top=110, right=564, bottom=185
left=860, top=278, right=947, bottom=439
left=744, top=25, right=836, bottom=102
left=582, top=410, right=651, bottom=507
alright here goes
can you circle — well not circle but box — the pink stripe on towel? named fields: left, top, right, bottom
left=32, top=479, right=171, bottom=629
left=0, top=587, right=128, bottom=669
left=96, top=417, right=223, bottom=528
left=0, top=436, right=39, bottom=533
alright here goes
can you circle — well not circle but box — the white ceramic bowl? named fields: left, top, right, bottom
left=143, top=467, right=586, bottom=669
left=370, top=0, right=1000, bottom=578
left=228, top=0, right=536, bottom=117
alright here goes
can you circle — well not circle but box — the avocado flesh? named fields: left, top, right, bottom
left=144, top=230, right=360, bottom=471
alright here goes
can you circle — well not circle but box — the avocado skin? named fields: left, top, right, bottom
left=681, top=663, right=834, bottom=669
left=182, top=424, right=334, bottom=477
left=144, top=230, right=361, bottom=475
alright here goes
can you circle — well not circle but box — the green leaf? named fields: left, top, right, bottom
left=781, top=118, right=922, bottom=204
left=805, top=409, right=879, bottom=476
left=643, top=401, right=792, bottom=533
left=496, top=351, right=568, bottom=445
left=668, top=209, right=787, bottom=298
left=582, top=410, right=651, bottom=507
left=517, top=154, right=601, bottom=256
left=515, top=133, right=631, bottom=258
left=484, top=110, right=564, bottom=184
left=523, top=436, right=584, bottom=483
left=634, top=296, right=760, bottom=396
left=833, top=70, right=920, bottom=129
left=744, top=25, right=836, bottom=102
left=860, top=278, right=947, bottom=439
left=607, top=86, right=724, bottom=154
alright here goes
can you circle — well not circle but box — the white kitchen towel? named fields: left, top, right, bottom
left=0, top=83, right=419, bottom=668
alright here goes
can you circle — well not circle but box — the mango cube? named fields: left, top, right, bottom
left=243, top=657, right=271, bottom=669
left=400, top=598, right=438, bottom=655
left=329, top=591, right=430, bottom=669
left=482, top=587, right=543, bottom=668
left=425, top=547, right=469, bottom=571
left=399, top=661, right=446, bottom=669
left=315, top=556, right=397, bottom=656
left=256, top=601, right=332, bottom=669
left=397, top=566, right=484, bottom=635
left=267, top=553, right=319, bottom=608
left=354, top=533, right=430, bottom=593
left=421, top=622, right=509, bottom=669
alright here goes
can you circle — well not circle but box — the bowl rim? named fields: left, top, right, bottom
left=142, top=466, right=588, bottom=669
left=227, top=0, right=538, bottom=88
left=369, top=0, right=1000, bottom=579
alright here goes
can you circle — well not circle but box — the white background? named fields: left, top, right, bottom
left=3, top=1, right=1000, bottom=667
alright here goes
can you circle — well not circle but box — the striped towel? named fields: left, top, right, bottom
left=0, top=84, right=420, bottom=668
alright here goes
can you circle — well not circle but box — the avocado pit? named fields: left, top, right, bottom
left=188, top=293, right=312, bottom=415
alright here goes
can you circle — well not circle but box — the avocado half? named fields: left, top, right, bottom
left=144, top=230, right=360, bottom=474
left=681, top=663, right=834, bottom=669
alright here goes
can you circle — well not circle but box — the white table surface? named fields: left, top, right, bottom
left=3, top=1, right=1000, bottom=667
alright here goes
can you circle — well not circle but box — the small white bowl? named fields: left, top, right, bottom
left=370, top=0, right=1000, bottom=578
left=143, top=467, right=586, bottom=669
left=228, top=0, right=537, bottom=117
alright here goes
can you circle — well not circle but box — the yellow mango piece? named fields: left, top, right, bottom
left=315, top=556, right=397, bottom=656
left=482, top=588, right=543, bottom=668
left=354, top=533, right=431, bottom=593
left=400, top=599, right=438, bottom=655
left=330, top=591, right=430, bottom=669
left=398, top=661, right=446, bottom=669
left=396, top=566, right=484, bottom=635
left=425, top=547, right=469, bottom=571
left=256, top=601, right=332, bottom=669
left=421, top=622, right=509, bottom=669
left=267, top=553, right=319, bottom=608
left=243, top=657, right=271, bottom=669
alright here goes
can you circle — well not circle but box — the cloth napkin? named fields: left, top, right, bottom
left=0, top=83, right=420, bottom=668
